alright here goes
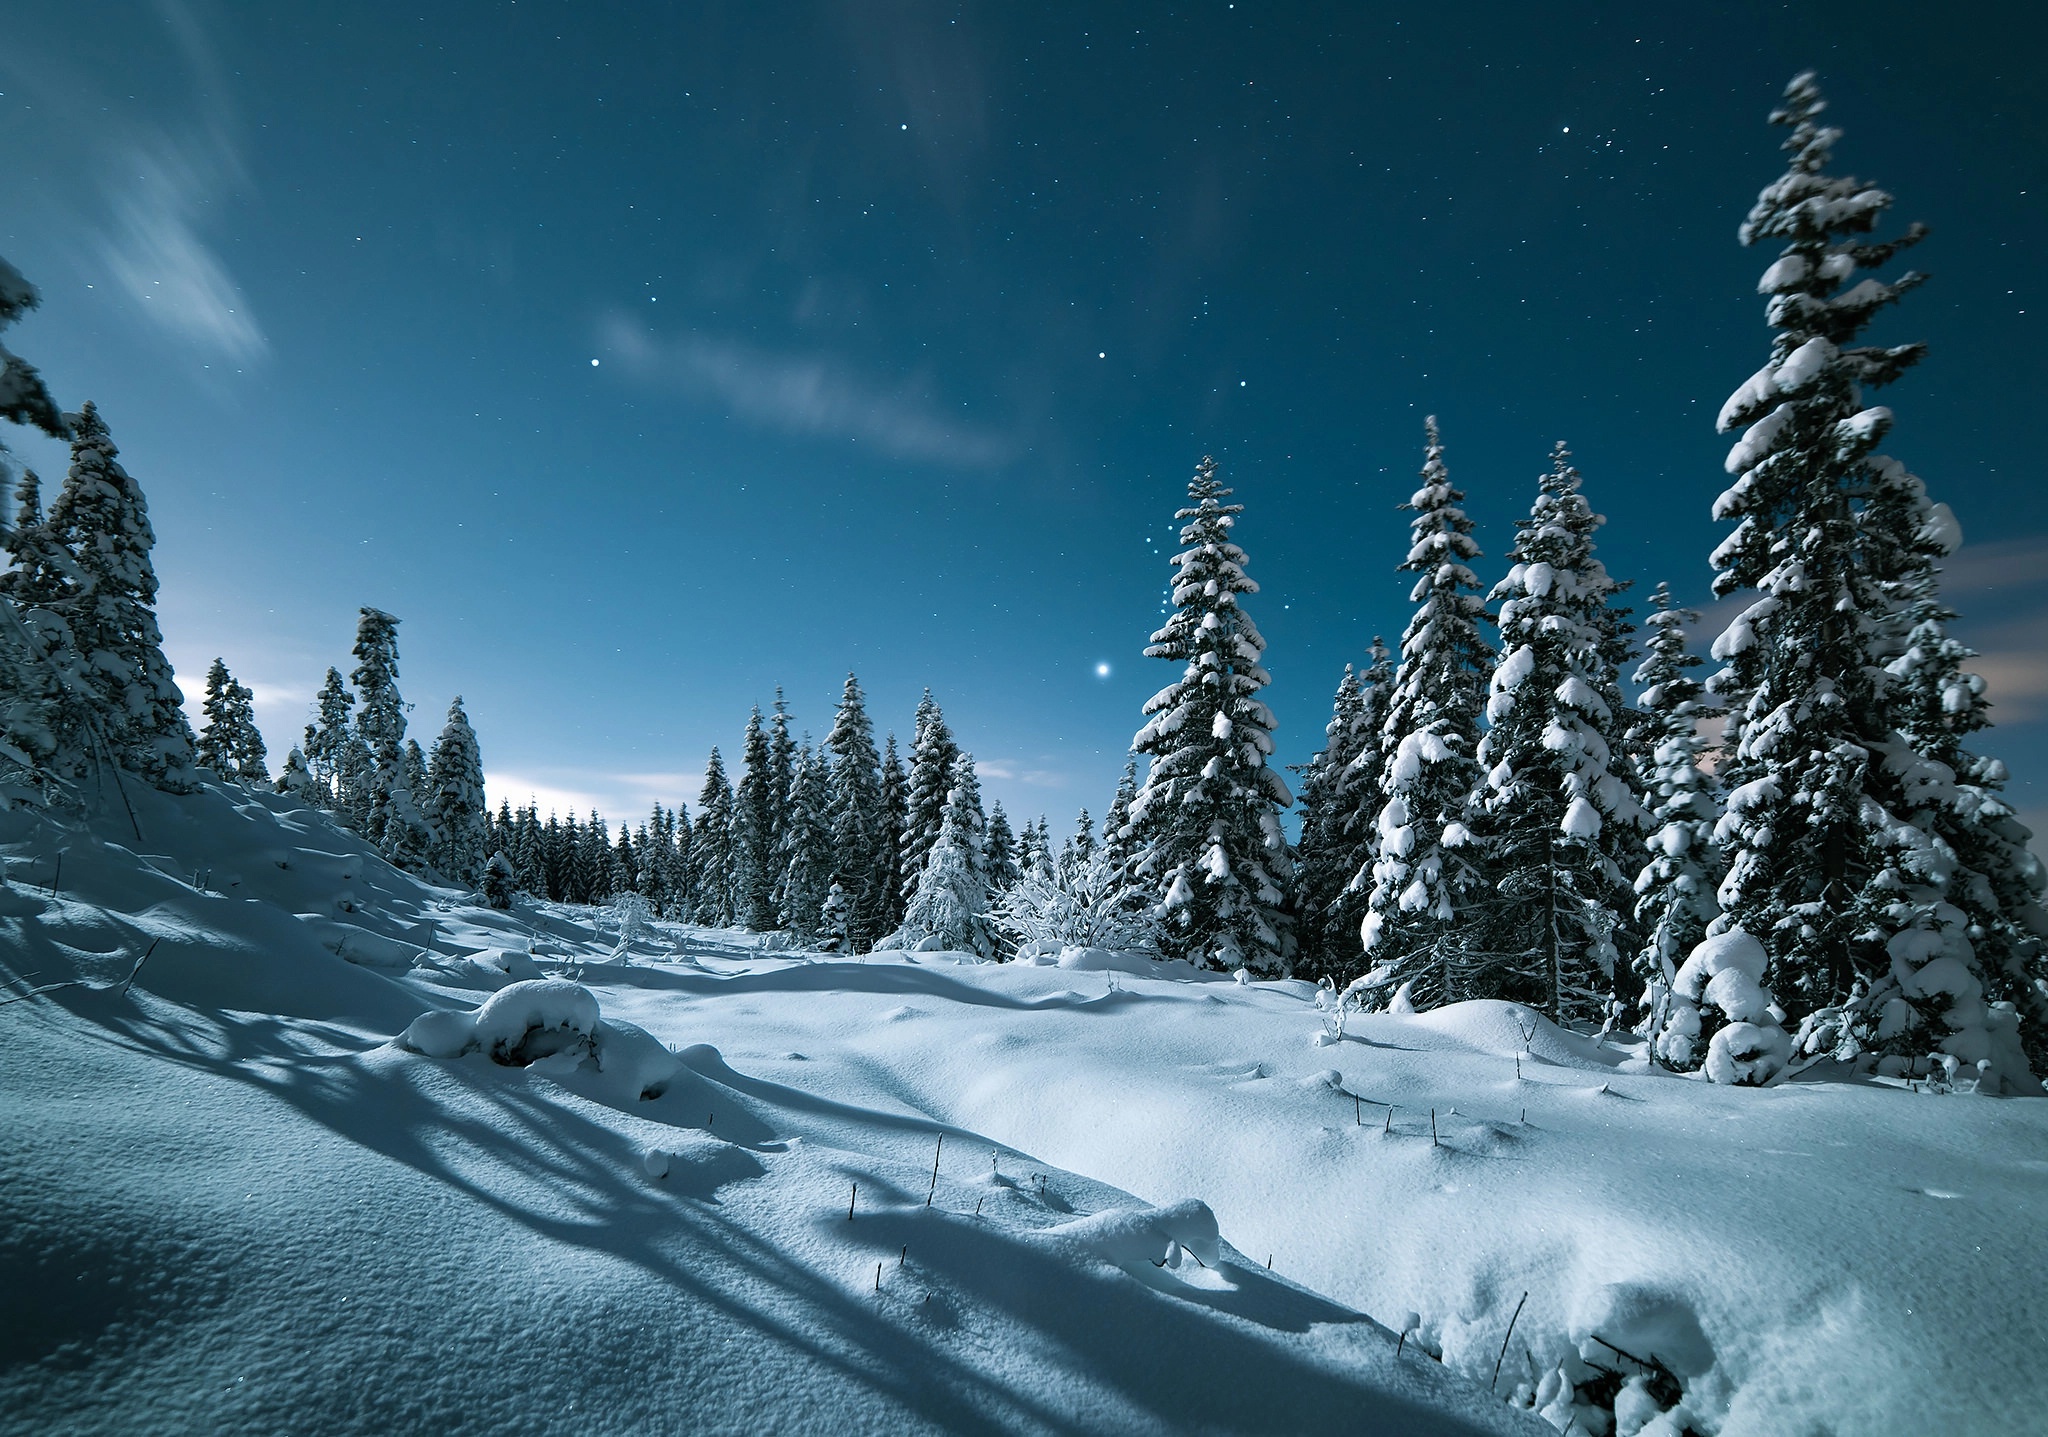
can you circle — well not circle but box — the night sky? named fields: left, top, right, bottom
left=4, top=1, right=2044, bottom=836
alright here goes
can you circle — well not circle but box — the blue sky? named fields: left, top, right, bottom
left=3, top=0, right=2043, bottom=836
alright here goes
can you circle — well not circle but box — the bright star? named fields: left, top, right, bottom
left=1094, top=662, right=1112, bottom=679
left=590, top=359, right=600, bottom=367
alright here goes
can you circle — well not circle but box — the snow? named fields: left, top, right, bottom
left=5, top=784, right=2048, bottom=1434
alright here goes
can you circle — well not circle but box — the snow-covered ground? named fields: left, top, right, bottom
left=5, top=783, right=2044, bottom=1435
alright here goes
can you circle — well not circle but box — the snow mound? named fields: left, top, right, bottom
left=1405, top=1000, right=1625, bottom=1070
left=1042, top=1197, right=1223, bottom=1272
left=398, top=980, right=682, bottom=1099
left=471, top=979, right=600, bottom=1063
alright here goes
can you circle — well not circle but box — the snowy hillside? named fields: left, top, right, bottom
left=4, top=784, right=2044, bottom=1435
left=0, top=783, right=1540, bottom=1436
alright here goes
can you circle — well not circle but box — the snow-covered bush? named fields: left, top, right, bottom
left=609, top=889, right=652, bottom=952
left=1658, top=931, right=1789, bottom=1084
left=396, top=980, right=680, bottom=1100
left=995, top=848, right=1161, bottom=958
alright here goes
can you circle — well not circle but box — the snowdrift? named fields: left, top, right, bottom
left=0, top=782, right=1538, bottom=1436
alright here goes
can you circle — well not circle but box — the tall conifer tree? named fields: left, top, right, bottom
left=1630, top=586, right=1726, bottom=1045
left=734, top=707, right=779, bottom=929
left=695, top=747, right=736, bottom=926
left=1700, top=73, right=2032, bottom=1080
left=1463, top=444, right=1646, bottom=1023
left=900, top=692, right=960, bottom=905
left=1355, top=420, right=1493, bottom=1008
left=824, top=673, right=885, bottom=950
left=46, top=403, right=195, bottom=788
left=426, top=697, right=489, bottom=885
left=1126, top=456, right=1293, bottom=975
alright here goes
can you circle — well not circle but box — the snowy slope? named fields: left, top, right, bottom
left=0, top=783, right=1540, bottom=1437
left=593, top=954, right=2048, bottom=1435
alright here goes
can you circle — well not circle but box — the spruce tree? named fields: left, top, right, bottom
left=824, top=673, right=886, bottom=950
left=1630, top=585, right=1726, bottom=1057
left=1068, top=809, right=1096, bottom=873
left=275, top=746, right=320, bottom=801
left=781, top=742, right=833, bottom=939
left=305, top=668, right=355, bottom=804
left=1702, top=72, right=2007, bottom=1080
left=1883, top=536, right=2048, bottom=1080
left=984, top=801, right=1021, bottom=892
left=734, top=707, right=779, bottom=929
left=876, top=732, right=909, bottom=933
left=898, top=752, right=996, bottom=958
left=196, top=658, right=267, bottom=783
left=0, top=258, right=72, bottom=807
left=0, top=257, right=66, bottom=444
left=1126, top=455, right=1294, bottom=975
left=694, top=748, right=735, bottom=925
left=1293, top=664, right=1364, bottom=981
left=426, top=697, right=489, bottom=886
left=1463, top=444, right=1645, bottom=1024
left=671, top=803, right=696, bottom=918
left=402, top=740, right=429, bottom=810
left=900, top=692, right=960, bottom=905
left=767, top=690, right=797, bottom=909
left=1355, top=420, right=1493, bottom=1008
left=1327, top=639, right=1396, bottom=979
left=1102, top=754, right=1142, bottom=873
left=46, top=402, right=195, bottom=788
left=349, top=607, right=432, bottom=869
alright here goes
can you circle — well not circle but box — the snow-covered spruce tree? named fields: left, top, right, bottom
left=1102, top=753, right=1142, bottom=872
left=480, top=851, right=517, bottom=910
left=899, top=691, right=960, bottom=906
left=984, top=801, right=1021, bottom=892
left=1353, top=420, right=1493, bottom=1009
left=303, top=667, right=354, bottom=805
left=669, top=804, right=696, bottom=917
left=876, top=732, right=908, bottom=934
left=195, top=658, right=267, bottom=782
left=766, top=690, right=796, bottom=911
left=0, top=260, right=77, bottom=809
left=1881, top=535, right=2048, bottom=1082
left=0, top=257, right=66, bottom=442
left=780, top=742, right=833, bottom=939
left=896, top=752, right=996, bottom=958
left=1326, top=638, right=1396, bottom=982
left=824, top=673, right=887, bottom=951
left=1461, top=444, right=1647, bottom=1024
left=694, top=747, right=735, bottom=926
left=1291, top=664, right=1361, bottom=981
left=1062, top=809, right=1096, bottom=880
left=1701, top=72, right=2020, bottom=1083
left=1629, top=585, right=1726, bottom=1058
left=734, top=706, right=779, bottom=930
left=402, top=740, right=429, bottom=813
left=1295, top=647, right=1394, bottom=984
left=45, top=402, right=196, bottom=789
left=426, top=697, right=489, bottom=886
left=275, top=746, right=320, bottom=801
left=348, top=607, right=433, bottom=870
left=1125, top=455, right=1294, bottom=975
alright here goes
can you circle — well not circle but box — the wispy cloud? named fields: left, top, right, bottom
left=484, top=768, right=706, bottom=822
left=600, top=313, right=1016, bottom=467
left=97, top=146, right=266, bottom=363
left=977, top=758, right=1069, bottom=788
left=0, top=0, right=265, bottom=364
